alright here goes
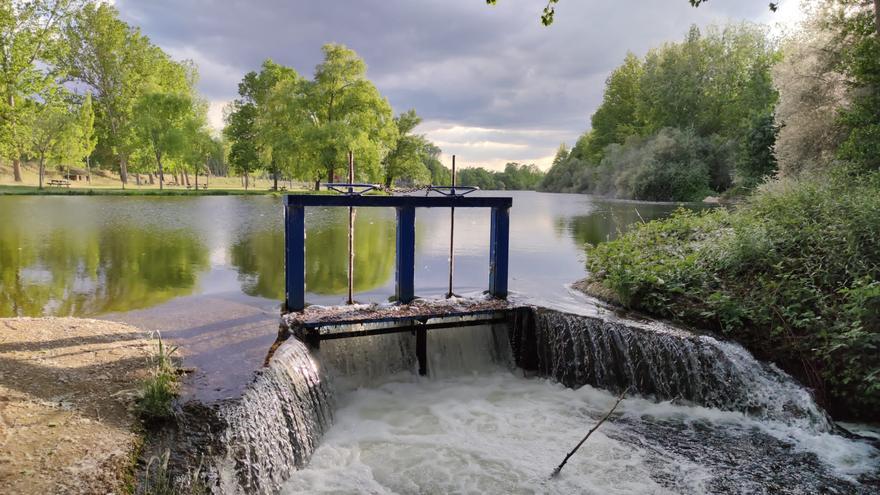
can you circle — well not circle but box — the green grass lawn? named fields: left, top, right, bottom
left=0, top=184, right=291, bottom=196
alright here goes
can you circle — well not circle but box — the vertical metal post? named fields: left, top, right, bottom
left=285, top=202, right=306, bottom=312
left=347, top=151, right=355, bottom=305
left=395, top=206, right=416, bottom=304
left=416, top=326, right=427, bottom=376
left=489, top=206, right=510, bottom=299
left=446, top=155, right=456, bottom=298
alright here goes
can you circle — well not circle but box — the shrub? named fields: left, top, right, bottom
left=137, top=335, right=180, bottom=421
left=593, top=128, right=732, bottom=202
left=585, top=173, right=880, bottom=419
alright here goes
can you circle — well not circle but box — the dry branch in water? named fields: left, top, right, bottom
left=550, top=387, right=630, bottom=478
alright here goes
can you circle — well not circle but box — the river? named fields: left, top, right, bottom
left=2, top=191, right=877, bottom=493
left=0, top=191, right=689, bottom=316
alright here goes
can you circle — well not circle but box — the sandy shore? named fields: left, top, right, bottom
left=0, top=318, right=152, bottom=494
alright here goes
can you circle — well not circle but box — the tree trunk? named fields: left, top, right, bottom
left=327, top=166, right=334, bottom=185
left=184, top=170, right=190, bottom=187
left=38, top=157, right=44, bottom=189
left=136, top=173, right=141, bottom=186
left=195, top=168, right=198, bottom=190
left=314, top=179, right=321, bottom=191
left=245, top=173, right=249, bottom=190
left=157, top=154, right=164, bottom=191
left=148, top=173, right=155, bottom=185
left=119, top=156, right=128, bottom=188
left=273, top=168, right=278, bottom=191
left=12, top=158, right=22, bottom=182
left=385, top=175, right=393, bottom=188
left=86, top=156, right=91, bottom=184
left=9, top=93, right=22, bottom=182
left=874, top=0, right=880, bottom=36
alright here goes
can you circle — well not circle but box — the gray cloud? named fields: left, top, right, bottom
left=116, top=0, right=788, bottom=169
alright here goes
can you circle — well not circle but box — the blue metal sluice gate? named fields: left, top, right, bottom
left=283, top=194, right=512, bottom=312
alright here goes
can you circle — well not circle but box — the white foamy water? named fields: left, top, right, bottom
left=282, top=370, right=699, bottom=494
left=281, top=368, right=878, bottom=494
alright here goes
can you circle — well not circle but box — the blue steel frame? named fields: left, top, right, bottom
left=283, top=194, right=513, bottom=312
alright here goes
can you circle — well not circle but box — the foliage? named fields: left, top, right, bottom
left=457, top=163, right=544, bottom=190
left=382, top=109, right=431, bottom=187
left=585, top=174, right=880, bottom=418
left=0, top=0, right=77, bottom=181
left=542, top=23, right=778, bottom=200
left=736, top=112, right=779, bottom=188
left=771, top=7, right=851, bottom=177
left=62, top=3, right=199, bottom=186
left=133, top=92, right=195, bottom=188
left=137, top=334, right=180, bottom=421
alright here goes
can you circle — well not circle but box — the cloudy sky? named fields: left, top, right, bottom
left=114, top=0, right=803, bottom=171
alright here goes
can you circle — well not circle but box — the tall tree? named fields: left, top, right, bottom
left=297, top=44, right=394, bottom=185
left=62, top=3, right=192, bottom=188
left=382, top=109, right=430, bottom=187
left=27, top=90, right=79, bottom=189
left=0, top=0, right=76, bottom=182
left=133, top=92, right=192, bottom=190
left=587, top=53, right=643, bottom=162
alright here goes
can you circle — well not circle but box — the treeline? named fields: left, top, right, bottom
left=584, top=0, right=880, bottom=418
left=0, top=1, right=220, bottom=189
left=542, top=23, right=779, bottom=201
left=457, top=162, right=544, bottom=190
left=223, top=50, right=437, bottom=191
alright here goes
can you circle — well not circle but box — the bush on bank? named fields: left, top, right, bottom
left=584, top=173, right=880, bottom=419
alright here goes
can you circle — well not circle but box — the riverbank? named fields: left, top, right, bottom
left=580, top=174, right=880, bottom=420
left=0, top=184, right=284, bottom=196
left=0, top=318, right=152, bottom=494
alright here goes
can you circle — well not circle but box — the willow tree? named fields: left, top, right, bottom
left=0, top=0, right=76, bottom=182
left=276, top=44, right=395, bottom=186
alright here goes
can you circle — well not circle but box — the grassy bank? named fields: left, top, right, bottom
left=0, top=184, right=281, bottom=196
left=582, top=172, right=880, bottom=420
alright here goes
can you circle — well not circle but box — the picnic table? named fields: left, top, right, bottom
left=48, top=179, right=70, bottom=188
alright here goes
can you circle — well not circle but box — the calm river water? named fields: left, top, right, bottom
left=0, top=191, right=692, bottom=317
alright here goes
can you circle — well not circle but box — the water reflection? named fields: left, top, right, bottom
left=229, top=208, right=395, bottom=299
left=561, top=201, right=692, bottom=246
left=0, top=193, right=707, bottom=317
left=0, top=199, right=208, bottom=316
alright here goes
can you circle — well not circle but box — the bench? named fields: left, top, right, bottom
left=48, top=179, right=70, bottom=188
left=186, top=184, right=208, bottom=190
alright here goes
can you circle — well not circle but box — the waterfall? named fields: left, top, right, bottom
left=176, top=306, right=849, bottom=494
left=212, top=338, right=334, bottom=494
left=513, top=307, right=832, bottom=430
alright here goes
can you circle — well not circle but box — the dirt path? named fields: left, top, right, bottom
left=0, top=318, right=152, bottom=494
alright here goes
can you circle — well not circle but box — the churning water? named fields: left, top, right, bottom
left=205, top=310, right=879, bottom=495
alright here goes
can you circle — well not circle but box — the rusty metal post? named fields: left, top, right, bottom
left=446, top=155, right=456, bottom=298
left=348, top=151, right=355, bottom=305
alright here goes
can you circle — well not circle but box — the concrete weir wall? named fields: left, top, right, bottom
left=164, top=304, right=831, bottom=494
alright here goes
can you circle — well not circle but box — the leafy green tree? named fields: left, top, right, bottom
left=223, top=99, right=258, bottom=189
left=228, top=59, right=301, bottom=190
left=74, top=92, right=97, bottom=182
left=63, top=3, right=194, bottom=188
left=587, top=53, right=643, bottom=162
left=27, top=92, right=80, bottom=189
left=0, top=0, right=76, bottom=182
left=292, top=44, right=394, bottom=185
left=133, top=92, right=193, bottom=189
left=382, top=109, right=430, bottom=187
left=421, top=142, right=451, bottom=185
left=737, top=113, right=779, bottom=188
